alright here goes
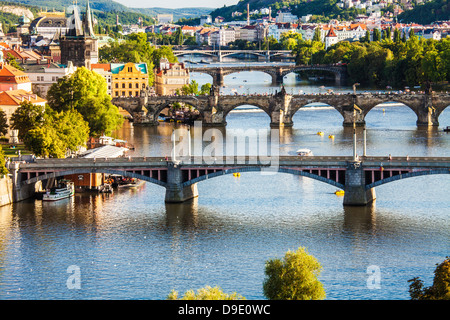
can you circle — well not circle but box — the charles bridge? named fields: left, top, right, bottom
left=112, top=91, right=450, bottom=128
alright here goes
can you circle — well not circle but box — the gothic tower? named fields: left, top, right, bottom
left=60, top=0, right=98, bottom=69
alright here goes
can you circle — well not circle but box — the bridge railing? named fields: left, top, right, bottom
left=17, top=155, right=450, bottom=170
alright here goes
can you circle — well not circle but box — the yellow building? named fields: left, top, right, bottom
left=155, top=58, right=190, bottom=96
left=111, top=62, right=148, bottom=98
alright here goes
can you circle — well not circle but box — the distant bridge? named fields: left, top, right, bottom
left=112, top=92, right=450, bottom=128
left=173, top=49, right=293, bottom=62
left=9, top=156, right=450, bottom=206
left=189, top=64, right=347, bottom=86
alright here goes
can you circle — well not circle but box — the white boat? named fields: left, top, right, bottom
left=296, top=148, right=313, bottom=156
left=43, top=182, right=75, bottom=201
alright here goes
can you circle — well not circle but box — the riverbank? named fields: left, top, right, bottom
left=0, top=177, right=13, bottom=207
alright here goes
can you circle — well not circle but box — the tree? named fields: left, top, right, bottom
left=174, top=27, right=184, bottom=45
left=373, top=29, right=381, bottom=42
left=408, top=257, right=450, bottom=300
left=47, top=67, right=123, bottom=136
left=263, top=247, right=326, bottom=300
left=10, top=101, right=45, bottom=141
left=0, top=108, right=8, bottom=136
left=0, top=145, right=9, bottom=176
left=23, top=107, right=89, bottom=159
left=167, top=286, right=246, bottom=300
left=313, top=27, right=322, bottom=43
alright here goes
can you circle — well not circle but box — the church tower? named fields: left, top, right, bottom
left=60, top=0, right=98, bottom=69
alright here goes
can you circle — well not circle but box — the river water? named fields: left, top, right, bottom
left=0, top=57, right=449, bottom=300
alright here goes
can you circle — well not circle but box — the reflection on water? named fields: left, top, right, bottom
left=0, top=60, right=449, bottom=300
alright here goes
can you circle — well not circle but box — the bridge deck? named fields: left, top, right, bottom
left=18, top=156, right=450, bottom=171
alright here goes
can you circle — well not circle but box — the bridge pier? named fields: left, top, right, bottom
left=343, top=161, right=376, bottom=206
left=165, top=161, right=198, bottom=203
left=132, top=111, right=159, bottom=126
left=8, top=162, right=42, bottom=202
left=416, top=104, right=439, bottom=127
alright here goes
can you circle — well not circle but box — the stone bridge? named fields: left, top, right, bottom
left=173, top=49, right=293, bottom=62
left=189, top=64, right=347, bottom=86
left=112, top=92, right=450, bottom=128
left=8, top=156, right=450, bottom=207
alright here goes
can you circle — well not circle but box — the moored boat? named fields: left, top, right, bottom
left=296, top=148, right=313, bottom=156
left=43, top=181, right=75, bottom=201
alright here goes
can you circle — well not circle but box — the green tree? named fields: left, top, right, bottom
left=23, top=107, right=89, bottom=159
left=313, top=27, right=322, bottom=43
left=5, top=53, right=24, bottom=71
left=263, top=247, right=326, bottom=300
left=174, top=27, right=184, bottom=45
left=10, top=101, right=45, bottom=141
left=152, top=46, right=178, bottom=68
left=373, top=29, right=381, bottom=42
left=0, top=145, right=9, bottom=176
left=0, top=108, right=8, bottom=136
left=408, top=257, right=450, bottom=300
left=167, top=286, right=246, bottom=300
left=47, top=67, right=123, bottom=136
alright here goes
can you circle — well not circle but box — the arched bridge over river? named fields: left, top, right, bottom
left=9, top=156, right=450, bottom=207
left=188, top=64, right=347, bottom=86
left=112, top=92, right=450, bottom=128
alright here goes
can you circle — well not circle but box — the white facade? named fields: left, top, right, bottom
left=211, top=28, right=236, bottom=47
left=25, top=61, right=77, bottom=98
left=275, top=11, right=298, bottom=23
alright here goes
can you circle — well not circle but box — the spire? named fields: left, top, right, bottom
left=67, top=5, right=83, bottom=36
left=84, top=0, right=95, bottom=38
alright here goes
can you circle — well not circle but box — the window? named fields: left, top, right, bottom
left=128, top=67, right=133, bottom=72
left=115, top=83, right=118, bottom=88
left=129, top=83, right=132, bottom=88
left=135, top=83, right=139, bottom=88
left=115, top=92, right=118, bottom=97
left=122, top=83, right=125, bottom=88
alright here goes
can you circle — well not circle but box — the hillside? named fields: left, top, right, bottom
left=5, top=0, right=214, bottom=21
left=398, top=0, right=450, bottom=24
left=211, top=0, right=366, bottom=21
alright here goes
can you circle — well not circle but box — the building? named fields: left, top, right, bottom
left=29, top=10, right=67, bottom=40
left=325, top=27, right=339, bottom=49
left=22, top=60, right=77, bottom=98
left=0, top=89, right=47, bottom=138
left=238, top=25, right=258, bottom=42
left=59, top=1, right=98, bottom=69
left=200, top=15, right=212, bottom=25
left=275, top=11, right=299, bottom=23
left=91, top=63, right=112, bottom=96
left=210, top=27, right=236, bottom=47
left=155, top=58, right=190, bottom=96
left=157, top=14, right=173, bottom=24
left=0, top=54, right=32, bottom=92
left=111, top=62, right=149, bottom=98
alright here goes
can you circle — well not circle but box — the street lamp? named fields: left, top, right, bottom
left=352, top=104, right=362, bottom=162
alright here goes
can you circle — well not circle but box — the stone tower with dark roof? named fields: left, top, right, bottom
left=59, top=0, right=98, bottom=69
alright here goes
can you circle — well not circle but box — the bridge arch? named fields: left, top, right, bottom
left=21, top=168, right=168, bottom=188
left=182, top=166, right=345, bottom=189
left=365, top=168, right=450, bottom=189
left=221, top=52, right=265, bottom=59
left=174, top=51, right=216, bottom=59
left=364, top=101, right=419, bottom=128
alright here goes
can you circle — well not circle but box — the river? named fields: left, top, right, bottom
left=0, top=56, right=449, bottom=300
